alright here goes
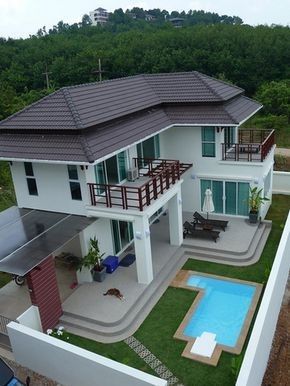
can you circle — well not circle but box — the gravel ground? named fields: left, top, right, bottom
left=262, top=274, right=290, bottom=386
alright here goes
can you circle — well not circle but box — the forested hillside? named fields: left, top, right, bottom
left=0, top=14, right=289, bottom=139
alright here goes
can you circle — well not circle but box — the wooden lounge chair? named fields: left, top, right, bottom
left=183, top=221, right=220, bottom=242
left=193, top=211, right=228, bottom=231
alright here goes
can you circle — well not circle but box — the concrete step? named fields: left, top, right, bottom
left=183, top=221, right=271, bottom=266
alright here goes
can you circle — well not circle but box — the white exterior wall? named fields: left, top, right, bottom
left=272, top=171, right=290, bottom=195
left=7, top=322, right=166, bottom=386
left=159, top=126, right=274, bottom=218
left=10, top=162, right=89, bottom=215
left=236, top=211, right=290, bottom=386
left=77, top=218, right=114, bottom=283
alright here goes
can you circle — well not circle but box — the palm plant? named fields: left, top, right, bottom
left=249, top=187, right=269, bottom=214
left=78, top=237, right=105, bottom=272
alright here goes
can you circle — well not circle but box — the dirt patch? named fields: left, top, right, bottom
left=274, top=154, right=290, bottom=172
left=262, top=278, right=290, bottom=386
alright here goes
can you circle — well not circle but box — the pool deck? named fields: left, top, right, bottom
left=171, top=270, right=263, bottom=366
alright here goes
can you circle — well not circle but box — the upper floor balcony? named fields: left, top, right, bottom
left=88, top=158, right=192, bottom=211
left=221, top=129, right=275, bottom=162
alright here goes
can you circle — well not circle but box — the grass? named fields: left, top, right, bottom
left=56, top=195, right=290, bottom=386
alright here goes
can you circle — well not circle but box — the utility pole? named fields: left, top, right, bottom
left=92, top=58, right=105, bottom=81
left=42, top=63, right=52, bottom=89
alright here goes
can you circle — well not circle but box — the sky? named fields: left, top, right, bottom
left=0, top=0, right=289, bottom=39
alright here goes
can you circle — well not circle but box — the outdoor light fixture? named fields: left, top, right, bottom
left=135, top=231, right=142, bottom=240
left=191, top=173, right=196, bottom=180
left=145, top=229, right=150, bottom=237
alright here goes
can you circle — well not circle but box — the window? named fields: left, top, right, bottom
left=202, top=127, right=216, bottom=157
left=112, top=220, right=133, bottom=254
left=200, top=179, right=249, bottom=215
left=68, top=165, right=82, bottom=200
left=137, top=134, right=160, bottom=161
left=24, top=162, right=38, bottom=196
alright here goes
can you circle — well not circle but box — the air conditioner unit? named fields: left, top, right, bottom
left=127, top=167, right=139, bottom=182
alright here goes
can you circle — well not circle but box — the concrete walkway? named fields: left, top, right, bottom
left=275, top=147, right=290, bottom=156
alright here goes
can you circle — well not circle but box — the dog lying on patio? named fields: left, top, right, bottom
left=103, top=288, right=124, bottom=300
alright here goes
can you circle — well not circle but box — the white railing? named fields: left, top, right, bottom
left=236, top=211, right=290, bottom=386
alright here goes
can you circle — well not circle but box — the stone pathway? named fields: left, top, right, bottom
left=124, top=336, right=184, bottom=385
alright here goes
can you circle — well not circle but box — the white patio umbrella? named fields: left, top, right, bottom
left=203, top=188, right=215, bottom=219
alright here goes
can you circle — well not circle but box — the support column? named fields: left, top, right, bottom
left=168, top=188, right=183, bottom=246
left=133, top=215, right=153, bottom=284
left=26, top=255, right=62, bottom=332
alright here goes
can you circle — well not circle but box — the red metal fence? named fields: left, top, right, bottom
left=88, top=158, right=192, bottom=211
left=222, top=129, right=275, bottom=162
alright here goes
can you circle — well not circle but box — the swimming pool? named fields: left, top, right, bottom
left=184, top=274, right=256, bottom=347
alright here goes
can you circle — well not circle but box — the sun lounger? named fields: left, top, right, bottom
left=193, top=211, right=228, bottom=231
left=190, top=332, right=217, bottom=358
left=183, top=221, right=220, bottom=242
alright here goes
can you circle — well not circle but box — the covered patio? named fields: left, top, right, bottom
left=0, top=206, right=271, bottom=342
left=58, top=211, right=271, bottom=342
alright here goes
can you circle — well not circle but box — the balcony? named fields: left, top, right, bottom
left=222, top=129, right=275, bottom=162
left=88, top=158, right=192, bottom=211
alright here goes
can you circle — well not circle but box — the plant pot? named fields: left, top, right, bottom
left=91, top=266, right=106, bottom=282
left=249, top=211, right=259, bottom=224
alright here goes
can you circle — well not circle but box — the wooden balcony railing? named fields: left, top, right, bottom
left=222, top=129, right=275, bottom=162
left=88, top=158, right=192, bottom=211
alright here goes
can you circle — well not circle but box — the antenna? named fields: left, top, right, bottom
left=42, top=63, right=52, bottom=89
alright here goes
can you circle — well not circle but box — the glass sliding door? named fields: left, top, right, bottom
left=111, top=220, right=134, bottom=254
left=106, top=155, right=119, bottom=184
left=117, top=151, right=127, bottom=181
left=200, top=179, right=249, bottom=216
left=225, top=182, right=237, bottom=214
left=237, top=182, right=249, bottom=215
left=94, top=151, right=128, bottom=190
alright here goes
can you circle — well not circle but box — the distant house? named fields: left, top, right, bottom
left=89, top=7, right=109, bottom=26
left=169, top=17, right=184, bottom=27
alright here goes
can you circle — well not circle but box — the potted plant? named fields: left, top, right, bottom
left=78, top=237, right=106, bottom=282
left=248, top=187, right=269, bottom=223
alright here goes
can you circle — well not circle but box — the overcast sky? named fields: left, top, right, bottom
left=0, top=0, right=289, bottom=39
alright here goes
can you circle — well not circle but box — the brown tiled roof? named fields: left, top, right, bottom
left=0, top=72, right=244, bottom=131
left=0, top=72, right=262, bottom=162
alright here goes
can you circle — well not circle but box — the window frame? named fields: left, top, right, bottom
left=202, top=127, right=216, bottom=157
left=24, top=162, right=38, bottom=196
left=67, top=165, right=82, bottom=201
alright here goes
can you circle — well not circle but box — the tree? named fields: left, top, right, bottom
left=82, top=14, right=92, bottom=27
left=255, top=80, right=290, bottom=121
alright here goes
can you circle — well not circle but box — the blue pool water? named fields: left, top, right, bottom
left=184, top=275, right=256, bottom=347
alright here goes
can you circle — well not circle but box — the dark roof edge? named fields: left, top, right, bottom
left=198, top=72, right=244, bottom=96
left=0, top=89, right=62, bottom=127
left=61, top=88, right=84, bottom=129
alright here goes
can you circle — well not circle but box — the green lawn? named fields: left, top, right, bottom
left=57, top=195, right=290, bottom=386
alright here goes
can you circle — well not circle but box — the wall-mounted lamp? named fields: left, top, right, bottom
left=145, top=229, right=150, bottom=238
left=178, top=198, right=182, bottom=205
left=191, top=173, right=196, bottom=180
left=134, top=231, right=142, bottom=240
left=253, top=178, right=259, bottom=185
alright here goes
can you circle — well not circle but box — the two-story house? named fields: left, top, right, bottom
left=0, top=72, right=274, bottom=293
